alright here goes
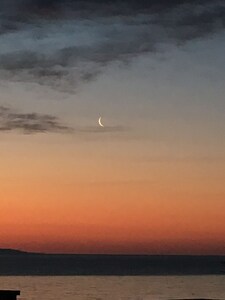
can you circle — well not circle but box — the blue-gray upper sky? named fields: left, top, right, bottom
left=0, top=0, right=225, bottom=138
left=1, top=0, right=225, bottom=95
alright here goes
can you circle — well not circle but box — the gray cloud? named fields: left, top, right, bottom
left=0, top=106, right=126, bottom=135
left=0, top=0, right=225, bottom=91
left=0, top=106, right=72, bottom=134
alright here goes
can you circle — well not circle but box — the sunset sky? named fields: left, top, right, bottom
left=0, top=0, right=225, bottom=254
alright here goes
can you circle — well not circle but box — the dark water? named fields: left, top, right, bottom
left=0, top=254, right=224, bottom=275
left=1, top=275, right=225, bottom=300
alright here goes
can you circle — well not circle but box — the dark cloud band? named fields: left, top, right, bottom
left=0, top=0, right=225, bottom=91
left=0, top=106, right=72, bottom=134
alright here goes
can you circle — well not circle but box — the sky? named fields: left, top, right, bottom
left=0, top=0, right=225, bottom=254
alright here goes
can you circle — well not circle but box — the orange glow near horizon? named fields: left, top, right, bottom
left=1, top=138, right=225, bottom=255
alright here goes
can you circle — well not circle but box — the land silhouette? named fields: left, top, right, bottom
left=0, top=249, right=224, bottom=276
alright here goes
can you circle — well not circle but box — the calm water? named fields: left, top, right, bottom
left=1, top=276, right=225, bottom=300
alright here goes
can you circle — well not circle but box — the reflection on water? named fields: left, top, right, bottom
left=0, top=276, right=225, bottom=300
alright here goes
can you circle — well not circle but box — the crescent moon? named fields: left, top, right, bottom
left=98, top=117, right=104, bottom=127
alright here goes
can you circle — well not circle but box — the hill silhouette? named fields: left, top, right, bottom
left=0, top=249, right=30, bottom=255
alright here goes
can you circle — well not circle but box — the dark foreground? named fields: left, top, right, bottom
left=0, top=250, right=224, bottom=275
left=0, top=290, right=20, bottom=300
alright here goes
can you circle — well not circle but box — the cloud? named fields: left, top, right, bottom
left=0, top=0, right=225, bottom=91
left=0, top=106, right=126, bottom=135
left=75, top=125, right=127, bottom=133
left=0, top=106, right=72, bottom=134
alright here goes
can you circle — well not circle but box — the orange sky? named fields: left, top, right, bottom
left=1, top=132, right=225, bottom=254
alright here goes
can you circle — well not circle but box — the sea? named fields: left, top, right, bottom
left=1, top=275, right=225, bottom=300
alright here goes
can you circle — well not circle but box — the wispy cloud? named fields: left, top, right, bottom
left=0, top=106, right=127, bottom=135
left=0, top=106, right=72, bottom=134
left=75, top=125, right=127, bottom=134
left=140, top=155, right=225, bottom=164
left=0, top=0, right=224, bottom=91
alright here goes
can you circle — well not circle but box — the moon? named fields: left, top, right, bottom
left=98, top=117, right=104, bottom=127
